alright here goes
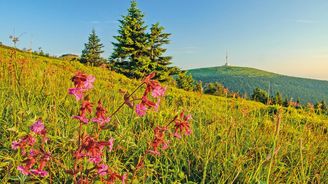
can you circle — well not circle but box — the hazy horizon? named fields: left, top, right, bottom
left=1, top=0, right=327, bottom=80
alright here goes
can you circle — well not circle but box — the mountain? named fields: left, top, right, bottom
left=188, top=66, right=328, bottom=103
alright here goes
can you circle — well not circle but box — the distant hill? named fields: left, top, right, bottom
left=188, top=66, right=328, bottom=103
left=59, top=54, right=80, bottom=61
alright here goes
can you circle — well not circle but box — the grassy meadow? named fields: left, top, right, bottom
left=0, top=46, right=328, bottom=183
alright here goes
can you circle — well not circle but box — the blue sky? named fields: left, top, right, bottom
left=1, top=0, right=328, bottom=80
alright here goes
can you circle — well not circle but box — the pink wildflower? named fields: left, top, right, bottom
left=173, top=132, right=182, bottom=139
left=17, top=156, right=36, bottom=176
left=12, top=135, right=36, bottom=154
left=135, top=103, right=148, bottom=117
left=162, top=141, right=170, bottom=150
left=75, top=135, right=114, bottom=165
left=73, top=115, right=89, bottom=124
left=25, top=135, right=36, bottom=146
left=151, top=86, right=166, bottom=98
left=30, top=119, right=46, bottom=135
left=108, top=138, right=114, bottom=152
left=147, top=126, right=169, bottom=156
left=30, top=169, right=48, bottom=177
left=91, top=100, right=111, bottom=126
left=17, top=165, right=30, bottom=175
left=97, top=164, right=108, bottom=176
left=11, top=141, right=20, bottom=150
left=154, top=98, right=161, bottom=111
left=69, top=72, right=95, bottom=101
left=122, top=173, right=127, bottom=184
left=73, top=98, right=93, bottom=124
left=135, top=72, right=166, bottom=116
left=29, top=149, right=39, bottom=157
left=84, top=75, right=95, bottom=90
left=91, top=117, right=110, bottom=126
left=89, top=156, right=102, bottom=163
left=68, top=88, right=84, bottom=101
left=174, top=112, right=192, bottom=138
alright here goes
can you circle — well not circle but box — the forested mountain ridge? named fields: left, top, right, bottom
left=188, top=66, right=328, bottom=103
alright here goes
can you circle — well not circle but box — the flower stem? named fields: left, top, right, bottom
left=78, top=122, right=82, bottom=147
left=109, top=82, right=145, bottom=118
left=165, top=115, right=178, bottom=128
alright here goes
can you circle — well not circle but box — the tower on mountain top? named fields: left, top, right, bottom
left=224, top=50, right=230, bottom=66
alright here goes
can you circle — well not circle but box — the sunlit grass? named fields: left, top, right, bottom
left=0, top=46, right=327, bottom=183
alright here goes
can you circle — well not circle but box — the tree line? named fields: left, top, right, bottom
left=175, top=72, right=328, bottom=115
left=80, top=0, right=179, bottom=82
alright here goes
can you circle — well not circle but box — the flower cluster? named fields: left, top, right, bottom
left=173, top=112, right=192, bottom=139
left=68, top=71, right=95, bottom=101
left=147, top=126, right=169, bottom=156
left=135, top=72, right=166, bottom=117
left=91, top=100, right=111, bottom=127
left=74, top=135, right=114, bottom=164
left=73, top=136, right=125, bottom=184
left=11, top=134, right=35, bottom=154
left=73, top=97, right=93, bottom=124
left=12, top=119, right=50, bottom=177
left=13, top=71, right=192, bottom=183
left=146, top=111, right=192, bottom=156
left=68, top=71, right=125, bottom=183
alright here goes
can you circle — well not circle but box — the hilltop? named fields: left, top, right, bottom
left=188, top=66, right=328, bottom=103
left=0, top=45, right=328, bottom=183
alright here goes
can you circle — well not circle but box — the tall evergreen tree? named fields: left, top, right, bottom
left=148, top=23, right=177, bottom=81
left=111, top=0, right=150, bottom=78
left=81, top=29, right=104, bottom=66
left=176, top=72, right=195, bottom=91
left=251, top=87, right=269, bottom=104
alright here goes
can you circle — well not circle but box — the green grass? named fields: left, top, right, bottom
left=188, top=66, right=328, bottom=103
left=0, top=46, right=328, bottom=183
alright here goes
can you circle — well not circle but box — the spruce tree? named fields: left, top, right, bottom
left=176, top=72, right=195, bottom=91
left=321, top=100, right=327, bottom=112
left=204, top=82, right=226, bottom=96
left=283, top=98, right=289, bottom=107
left=81, top=29, right=104, bottom=66
left=149, top=23, right=177, bottom=81
left=194, top=80, right=203, bottom=93
left=111, top=0, right=150, bottom=78
left=251, top=87, right=269, bottom=104
left=273, top=92, right=283, bottom=105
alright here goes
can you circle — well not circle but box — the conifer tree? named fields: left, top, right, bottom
left=273, top=92, right=283, bottom=105
left=111, top=0, right=150, bottom=78
left=283, top=98, right=289, bottom=107
left=321, top=100, right=327, bottom=112
left=204, top=82, right=225, bottom=96
left=251, top=87, right=269, bottom=104
left=148, top=23, right=177, bottom=81
left=176, top=72, right=195, bottom=91
left=194, top=81, right=203, bottom=93
left=81, top=29, right=104, bottom=66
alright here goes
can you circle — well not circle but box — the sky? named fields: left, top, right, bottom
left=1, top=0, right=328, bottom=80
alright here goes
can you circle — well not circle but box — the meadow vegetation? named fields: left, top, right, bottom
left=1, top=45, right=328, bottom=183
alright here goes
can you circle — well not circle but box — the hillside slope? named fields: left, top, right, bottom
left=188, top=66, right=328, bottom=103
left=0, top=46, right=328, bottom=183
